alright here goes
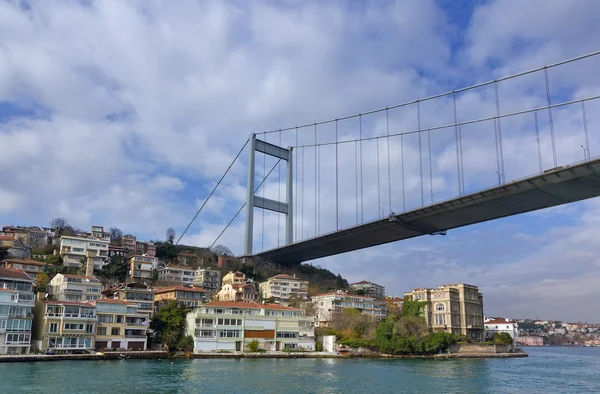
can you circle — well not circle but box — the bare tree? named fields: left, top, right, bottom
left=211, top=244, right=233, bottom=257
left=50, top=218, right=70, bottom=236
left=109, top=227, right=123, bottom=245
left=166, top=227, right=176, bottom=244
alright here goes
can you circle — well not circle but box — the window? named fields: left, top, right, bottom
left=49, top=323, right=58, bottom=333
left=64, top=323, right=84, bottom=330
left=97, top=327, right=107, bottom=335
left=434, top=314, right=446, bottom=326
left=276, top=332, right=298, bottom=339
left=86, top=324, right=94, bottom=334
left=435, top=303, right=445, bottom=311
left=111, top=327, right=120, bottom=336
left=214, top=309, right=224, bottom=314
left=195, top=330, right=216, bottom=338
left=98, top=315, right=113, bottom=323
left=218, top=330, right=241, bottom=338
left=217, top=318, right=242, bottom=326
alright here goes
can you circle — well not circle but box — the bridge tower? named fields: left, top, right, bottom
left=244, top=133, right=293, bottom=256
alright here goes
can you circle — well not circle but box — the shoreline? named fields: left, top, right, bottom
left=0, top=350, right=527, bottom=363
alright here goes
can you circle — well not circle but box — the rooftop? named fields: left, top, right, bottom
left=203, top=301, right=300, bottom=311
left=0, top=267, right=33, bottom=281
left=155, top=286, right=208, bottom=294
left=94, top=299, right=136, bottom=306
left=312, top=291, right=374, bottom=300
left=62, top=274, right=101, bottom=282
left=1, top=259, right=47, bottom=266
left=351, top=280, right=375, bottom=285
left=485, top=318, right=517, bottom=325
left=41, top=300, right=95, bottom=306
left=269, top=274, right=302, bottom=280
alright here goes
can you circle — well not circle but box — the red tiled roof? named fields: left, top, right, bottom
left=351, top=280, right=372, bottom=285
left=203, top=301, right=300, bottom=311
left=41, top=300, right=94, bottom=306
left=485, top=318, right=517, bottom=325
left=61, top=274, right=101, bottom=282
left=2, top=259, right=47, bottom=266
left=155, top=286, right=208, bottom=294
left=0, top=267, right=33, bottom=281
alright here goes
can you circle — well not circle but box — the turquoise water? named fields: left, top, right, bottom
left=1, top=347, right=599, bottom=393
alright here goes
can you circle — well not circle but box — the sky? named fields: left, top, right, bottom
left=1, top=0, right=600, bottom=322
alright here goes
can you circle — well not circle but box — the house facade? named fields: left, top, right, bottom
left=94, top=299, right=148, bottom=351
left=186, top=301, right=315, bottom=352
left=158, top=265, right=196, bottom=285
left=126, top=255, right=159, bottom=283
left=222, top=271, right=246, bottom=286
left=59, top=236, right=109, bottom=269
left=349, top=281, right=385, bottom=299
left=31, top=300, right=96, bottom=353
left=47, top=274, right=102, bottom=302
left=102, top=282, right=155, bottom=320
left=259, top=274, right=309, bottom=305
left=0, top=267, right=35, bottom=355
left=311, top=291, right=382, bottom=326
left=216, top=283, right=259, bottom=303
left=154, top=286, right=209, bottom=309
left=485, top=317, right=519, bottom=340
left=0, top=259, right=47, bottom=280
left=193, top=268, right=221, bottom=295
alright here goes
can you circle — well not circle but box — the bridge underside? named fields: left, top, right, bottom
left=249, top=158, right=600, bottom=265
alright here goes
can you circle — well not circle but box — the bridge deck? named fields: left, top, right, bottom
left=250, top=158, right=600, bottom=265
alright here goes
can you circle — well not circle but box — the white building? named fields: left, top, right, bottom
left=193, top=268, right=221, bottom=295
left=349, top=281, right=385, bottom=299
left=158, top=265, right=196, bottom=285
left=48, top=274, right=102, bottom=302
left=311, top=290, right=384, bottom=327
left=59, top=236, right=109, bottom=269
left=485, top=317, right=519, bottom=340
left=0, top=267, right=35, bottom=355
left=186, top=301, right=314, bottom=352
left=259, top=274, right=309, bottom=305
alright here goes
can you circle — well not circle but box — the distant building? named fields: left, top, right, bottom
left=7, top=239, right=31, bottom=259
left=311, top=290, right=383, bottom=326
left=32, top=300, right=96, bottom=353
left=101, top=282, right=155, bottom=320
left=185, top=301, right=315, bottom=352
left=0, top=267, right=35, bottom=355
left=135, top=241, right=157, bottom=257
left=27, top=228, right=49, bottom=248
left=0, top=259, right=47, bottom=280
left=154, top=286, right=210, bottom=309
left=126, top=255, right=159, bottom=283
left=59, top=235, right=109, bottom=270
left=158, top=265, right=196, bottom=285
left=108, top=245, right=129, bottom=259
left=515, top=336, right=544, bottom=346
left=485, top=317, right=519, bottom=340
left=216, top=283, right=259, bottom=303
left=259, top=274, right=309, bottom=305
left=403, top=283, right=485, bottom=341
left=47, top=274, right=102, bottom=302
left=222, top=271, right=246, bottom=286
left=120, top=234, right=137, bottom=252
left=350, top=281, right=385, bottom=299
left=193, top=268, right=221, bottom=295
left=90, top=226, right=111, bottom=243
left=94, top=299, right=148, bottom=351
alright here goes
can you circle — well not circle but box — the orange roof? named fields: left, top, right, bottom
left=0, top=267, right=33, bottom=281
left=0, top=288, right=19, bottom=293
left=203, top=301, right=300, bottom=311
left=351, top=280, right=373, bottom=285
left=485, top=318, right=517, bottom=325
left=61, top=274, right=100, bottom=282
left=155, top=286, right=208, bottom=294
left=2, top=259, right=47, bottom=266
left=41, top=300, right=95, bottom=306
left=94, top=299, right=136, bottom=306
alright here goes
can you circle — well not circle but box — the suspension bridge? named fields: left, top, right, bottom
left=177, top=50, right=600, bottom=265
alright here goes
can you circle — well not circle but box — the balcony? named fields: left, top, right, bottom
left=5, top=340, right=31, bottom=345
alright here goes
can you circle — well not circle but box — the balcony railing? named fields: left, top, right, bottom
left=126, top=322, right=146, bottom=326
left=125, top=335, right=146, bottom=338
left=52, top=344, right=92, bottom=349
left=195, top=323, right=216, bottom=328
left=5, top=340, right=31, bottom=345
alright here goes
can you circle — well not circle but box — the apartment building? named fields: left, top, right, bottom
left=47, top=274, right=102, bottom=302
left=403, top=283, right=485, bottom=341
left=0, top=267, right=35, bottom=355
left=31, top=300, right=96, bottom=353
left=350, top=281, right=385, bottom=299
left=259, top=274, right=309, bottom=305
left=126, top=255, right=159, bottom=283
left=216, top=283, right=259, bottom=303
left=158, top=265, right=196, bottom=285
left=485, top=317, right=519, bottom=340
left=1, top=259, right=47, bottom=280
left=102, top=282, right=155, bottom=320
left=222, top=271, right=246, bottom=286
left=311, top=291, right=385, bottom=326
left=154, top=286, right=209, bottom=309
left=135, top=241, right=157, bottom=257
left=186, top=301, right=315, bottom=352
left=108, top=245, right=129, bottom=258
left=94, top=299, right=148, bottom=351
left=27, top=228, right=49, bottom=248
left=90, top=226, right=111, bottom=243
left=194, top=268, right=221, bottom=295
left=59, top=236, right=109, bottom=269
left=120, top=234, right=137, bottom=252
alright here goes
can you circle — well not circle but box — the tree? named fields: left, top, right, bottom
left=109, top=227, right=123, bottom=245
left=300, top=301, right=318, bottom=318
left=211, top=244, right=233, bottom=257
left=287, top=294, right=300, bottom=308
left=49, top=218, right=74, bottom=236
left=397, top=315, right=428, bottom=338
left=34, top=272, right=51, bottom=293
left=491, top=332, right=514, bottom=345
left=246, top=339, right=260, bottom=352
left=156, top=242, right=178, bottom=263
left=166, top=227, right=176, bottom=244
left=152, top=269, right=159, bottom=282
left=150, top=300, right=189, bottom=350
left=0, top=246, right=9, bottom=261
left=401, top=298, right=426, bottom=318
left=330, top=308, right=376, bottom=339
left=96, top=256, right=128, bottom=284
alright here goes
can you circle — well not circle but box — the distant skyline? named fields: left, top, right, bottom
left=1, top=0, right=600, bottom=322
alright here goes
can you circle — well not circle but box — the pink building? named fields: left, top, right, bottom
left=515, top=336, right=544, bottom=346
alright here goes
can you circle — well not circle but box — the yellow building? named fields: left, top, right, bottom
left=222, top=271, right=246, bottom=286
left=94, top=299, right=148, bottom=351
left=403, top=283, right=484, bottom=341
left=216, top=283, right=259, bottom=303
left=154, top=286, right=209, bottom=309
left=31, top=300, right=96, bottom=353
left=126, top=255, right=159, bottom=283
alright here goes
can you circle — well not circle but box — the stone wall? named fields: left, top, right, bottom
left=449, top=344, right=513, bottom=354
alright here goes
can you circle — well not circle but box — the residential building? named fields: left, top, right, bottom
left=94, top=299, right=148, bottom=351
left=126, top=255, right=159, bottom=283
left=91, top=226, right=111, bottom=243
left=311, top=290, right=381, bottom=326
left=59, top=235, right=109, bottom=269
left=194, top=268, right=221, bottom=295
left=217, top=255, right=239, bottom=268
left=120, top=234, right=137, bottom=252
left=0, top=267, right=35, bottom=355
left=158, top=265, right=196, bottom=285
left=185, top=301, right=315, bottom=352
left=515, top=336, right=544, bottom=346
left=259, top=274, right=309, bottom=305
left=27, top=228, right=49, bottom=248
left=108, top=245, right=129, bottom=259
left=8, top=239, right=31, bottom=259
left=47, top=274, right=102, bottom=302
left=1, top=259, right=47, bottom=280
left=350, top=280, right=385, bottom=299
left=403, top=283, right=485, bottom=341
left=0, top=229, right=15, bottom=247
left=31, top=300, right=96, bottom=353
left=135, top=241, right=157, bottom=257
left=102, top=282, right=155, bottom=319
left=216, top=283, right=259, bottom=303
left=485, top=317, right=519, bottom=340
left=222, top=271, right=246, bottom=286
left=154, top=286, right=209, bottom=309
left=3, top=226, right=27, bottom=245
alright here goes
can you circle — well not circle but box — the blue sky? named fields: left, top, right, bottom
left=1, top=0, right=600, bottom=322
